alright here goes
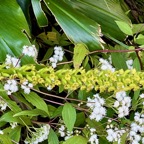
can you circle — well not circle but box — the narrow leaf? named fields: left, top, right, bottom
left=48, top=128, right=59, bottom=144
left=44, top=0, right=102, bottom=51
left=63, top=136, right=87, bottom=144
left=14, top=109, right=47, bottom=117
left=23, top=92, right=49, bottom=116
left=133, top=57, right=141, bottom=71
left=62, top=103, right=76, bottom=132
left=31, top=0, right=48, bottom=27
left=73, top=43, right=89, bottom=69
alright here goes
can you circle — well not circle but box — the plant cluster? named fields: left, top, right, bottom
left=0, top=0, right=144, bottom=144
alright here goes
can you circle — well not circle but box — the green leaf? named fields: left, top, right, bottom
left=31, top=0, right=48, bottom=27
left=132, top=90, right=140, bottom=111
left=120, top=132, right=128, bottom=144
left=48, top=128, right=59, bottom=144
left=63, top=136, right=87, bottom=144
left=75, top=112, right=85, bottom=127
left=9, top=126, right=21, bottom=142
left=0, top=0, right=34, bottom=64
left=13, top=109, right=48, bottom=117
left=133, top=57, right=141, bottom=71
left=111, top=45, right=127, bottom=70
left=0, top=111, right=21, bottom=124
left=73, top=43, right=89, bottom=69
left=62, top=103, right=76, bottom=132
left=115, top=21, right=133, bottom=35
left=0, top=135, right=13, bottom=144
left=44, top=0, right=102, bottom=51
left=134, top=34, right=144, bottom=45
left=22, top=92, right=49, bottom=116
left=66, top=0, right=130, bottom=40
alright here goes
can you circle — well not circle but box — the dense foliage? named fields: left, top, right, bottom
left=0, top=0, right=144, bottom=144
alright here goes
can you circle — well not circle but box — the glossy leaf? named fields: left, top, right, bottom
left=44, top=0, right=102, bottom=51
left=63, top=136, right=87, bottom=144
left=0, top=0, right=34, bottom=64
left=62, top=103, right=76, bottom=132
left=66, top=0, right=131, bottom=40
left=31, top=0, right=48, bottom=27
left=23, top=92, right=49, bottom=116
left=73, top=43, right=89, bottom=69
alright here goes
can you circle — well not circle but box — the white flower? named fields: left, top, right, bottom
left=22, top=45, right=37, bottom=58
left=0, top=130, right=3, bottom=135
left=99, top=58, right=115, bottom=72
left=21, top=80, right=33, bottom=94
left=10, top=122, right=17, bottom=129
left=5, top=54, right=20, bottom=68
left=140, top=93, right=144, bottom=98
left=113, top=101, right=119, bottom=108
left=4, top=79, right=18, bottom=95
left=47, top=86, right=52, bottom=91
left=126, top=59, right=133, bottom=69
left=87, top=93, right=106, bottom=122
left=89, top=134, right=99, bottom=144
left=49, top=46, right=64, bottom=68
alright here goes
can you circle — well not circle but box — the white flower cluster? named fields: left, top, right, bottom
left=58, top=125, right=73, bottom=140
left=129, top=112, right=144, bottom=144
left=88, top=128, right=99, bottom=144
left=4, top=79, right=18, bottom=95
left=106, top=125, right=126, bottom=143
left=24, top=124, right=50, bottom=144
left=49, top=46, right=64, bottom=68
left=5, top=54, right=20, bottom=69
left=21, top=80, right=33, bottom=94
left=87, top=93, right=106, bottom=122
left=126, top=59, right=133, bottom=70
left=22, top=45, right=37, bottom=58
left=99, top=58, right=115, bottom=72
left=113, top=91, right=131, bottom=118
left=0, top=97, right=7, bottom=111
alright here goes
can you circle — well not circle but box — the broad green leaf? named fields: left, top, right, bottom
left=67, top=0, right=131, bottom=40
left=48, top=128, right=59, bottom=144
left=63, top=136, right=87, bottom=144
left=22, top=92, right=49, bottom=116
left=133, top=57, right=141, bottom=71
left=13, top=109, right=47, bottom=117
left=0, top=135, right=13, bottom=144
left=62, top=103, right=76, bottom=132
left=115, top=21, right=133, bottom=35
left=111, top=45, right=127, bottom=70
left=31, top=0, right=48, bottom=27
left=0, top=0, right=34, bottom=64
left=44, top=0, right=102, bottom=51
left=73, top=43, right=89, bottom=69
left=9, top=126, right=21, bottom=142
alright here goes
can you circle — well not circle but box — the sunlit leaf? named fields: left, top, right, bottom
left=48, top=128, right=59, bottom=144
left=73, top=43, right=89, bottom=69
